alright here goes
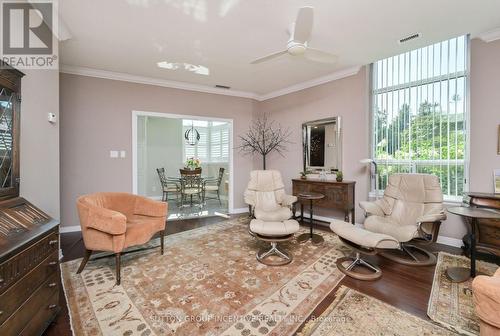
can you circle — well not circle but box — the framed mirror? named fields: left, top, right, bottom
left=302, top=117, right=342, bottom=172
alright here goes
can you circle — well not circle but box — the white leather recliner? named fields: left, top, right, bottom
left=360, top=173, right=446, bottom=265
left=244, top=170, right=299, bottom=265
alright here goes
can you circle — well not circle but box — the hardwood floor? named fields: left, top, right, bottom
left=45, top=216, right=463, bottom=336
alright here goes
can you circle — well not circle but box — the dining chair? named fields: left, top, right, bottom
left=203, top=167, right=225, bottom=205
left=156, top=168, right=180, bottom=202
left=179, top=168, right=203, bottom=207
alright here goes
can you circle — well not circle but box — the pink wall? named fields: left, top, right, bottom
left=469, top=38, right=500, bottom=192
left=60, top=74, right=255, bottom=228
left=21, top=69, right=60, bottom=219
left=257, top=67, right=370, bottom=221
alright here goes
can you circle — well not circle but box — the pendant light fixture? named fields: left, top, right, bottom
left=184, top=121, right=200, bottom=146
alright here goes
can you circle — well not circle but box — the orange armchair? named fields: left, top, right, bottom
left=472, top=268, right=500, bottom=335
left=76, top=192, right=168, bottom=285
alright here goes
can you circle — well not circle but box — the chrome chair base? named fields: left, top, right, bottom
left=336, top=252, right=382, bottom=281
left=256, top=241, right=293, bottom=266
left=379, top=243, right=437, bottom=266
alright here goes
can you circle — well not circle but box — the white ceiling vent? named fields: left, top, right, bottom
left=398, top=33, right=421, bottom=44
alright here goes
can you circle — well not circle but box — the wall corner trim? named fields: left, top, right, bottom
left=477, top=28, right=500, bottom=43
left=256, top=65, right=362, bottom=101
left=60, top=64, right=363, bottom=102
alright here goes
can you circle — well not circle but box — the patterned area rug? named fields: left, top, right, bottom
left=427, top=252, right=499, bottom=335
left=61, top=217, right=347, bottom=335
left=298, top=286, right=455, bottom=336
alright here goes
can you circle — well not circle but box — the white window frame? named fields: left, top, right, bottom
left=369, top=35, right=470, bottom=203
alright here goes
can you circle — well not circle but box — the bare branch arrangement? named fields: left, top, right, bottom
left=237, top=113, right=292, bottom=169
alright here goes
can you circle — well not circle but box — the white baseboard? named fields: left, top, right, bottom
left=436, top=236, right=464, bottom=248
left=59, top=209, right=248, bottom=233
left=60, top=225, right=81, bottom=233
left=230, top=207, right=249, bottom=214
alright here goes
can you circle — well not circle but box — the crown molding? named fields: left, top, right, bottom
left=477, top=27, right=500, bottom=43
left=60, top=65, right=259, bottom=100
left=256, top=66, right=362, bottom=101
left=60, top=64, right=362, bottom=101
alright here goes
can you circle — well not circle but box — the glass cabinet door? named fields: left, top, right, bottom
left=0, top=87, right=15, bottom=189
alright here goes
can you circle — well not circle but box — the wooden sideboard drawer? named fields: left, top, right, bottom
left=314, top=185, right=347, bottom=206
left=0, top=272, right=59, bottom=336
left=0, top=229, right=58, bottom=294
left=0, top=251, right=59, bottom=325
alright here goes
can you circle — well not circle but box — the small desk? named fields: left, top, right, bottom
left=292, top=179, right=356, bottom=223
left=446, top=206, right=500, bottom=283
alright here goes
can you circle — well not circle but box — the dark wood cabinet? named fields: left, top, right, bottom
left=462, top=192, right=500, bottom=260
left=292, top=178, right=356, bottom=223
left=0, top=61, right=60, bottom=336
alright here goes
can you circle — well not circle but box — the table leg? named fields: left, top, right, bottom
left=309, top=200, right=313, bottom=238
left=470, top=217, right=477, bottom=278
left=446, top=216, right=477, bottom=283
left=300, top=203, right=304, bottom=222
left=351, top=209, right=355, bottom=224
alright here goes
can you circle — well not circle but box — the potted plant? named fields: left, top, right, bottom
left=185, top=157, right=201, bottom=170
left=300, top=171, right=307, bottom=179
left=336, top=171, right=343, bottom=182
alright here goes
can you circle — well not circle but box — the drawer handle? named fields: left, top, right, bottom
left=48, top=304, right=57, bottom=310
left=0, top=311, right=3, bottom=316
left=48, top=239, right=58, bottom=246
left=48, top=282, right=57, bottom=288
left=0, top=278, right=4, bottom=284
left=48, top=261, right=57, bottom=266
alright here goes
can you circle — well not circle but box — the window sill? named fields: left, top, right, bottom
left=368, top=191, right=463, bottom=205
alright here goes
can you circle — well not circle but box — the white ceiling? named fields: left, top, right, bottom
left=59, top=0, right=500, bottom=97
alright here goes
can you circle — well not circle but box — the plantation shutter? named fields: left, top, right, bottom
left=183, top=120, right=230, bottom=163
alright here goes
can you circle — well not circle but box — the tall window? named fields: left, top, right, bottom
left=371, top=35, right=468, bottom=201
left=183, top=120, right=230, bottom=163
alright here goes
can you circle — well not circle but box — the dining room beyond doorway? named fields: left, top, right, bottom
left=133, top=112, right=232, bottom=220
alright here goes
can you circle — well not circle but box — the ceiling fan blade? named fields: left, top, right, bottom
left=304, top=48, right=338, bottom=64
left=250, top=50, right=288, bottom=64
left=293, top=6, right=314, bottom=43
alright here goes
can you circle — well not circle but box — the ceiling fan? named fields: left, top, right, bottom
left=251, top=6, right=337, bottom=65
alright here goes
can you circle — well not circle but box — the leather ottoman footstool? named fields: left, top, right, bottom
left=249, top=219, right=300, bottom=266
left=330, top=220, right=399, bottom=280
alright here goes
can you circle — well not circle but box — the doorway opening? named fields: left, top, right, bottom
left=132, top=111, right=233, bottom=220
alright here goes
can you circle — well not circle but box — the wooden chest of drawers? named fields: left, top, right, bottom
left=0, top=198, right=60, bottom=336
left=292, top=178, right=356, bottom=223
left=463, top=192, right=500, bottom=260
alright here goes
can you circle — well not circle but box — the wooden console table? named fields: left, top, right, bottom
left=292, top=179, right=356, bottom=223
left=462, top=192, right=500, bottom=259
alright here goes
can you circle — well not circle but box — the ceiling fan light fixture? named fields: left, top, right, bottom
left=250, top=7, right=337, bottom=65
left=287, top=42, right=307, bottom=55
